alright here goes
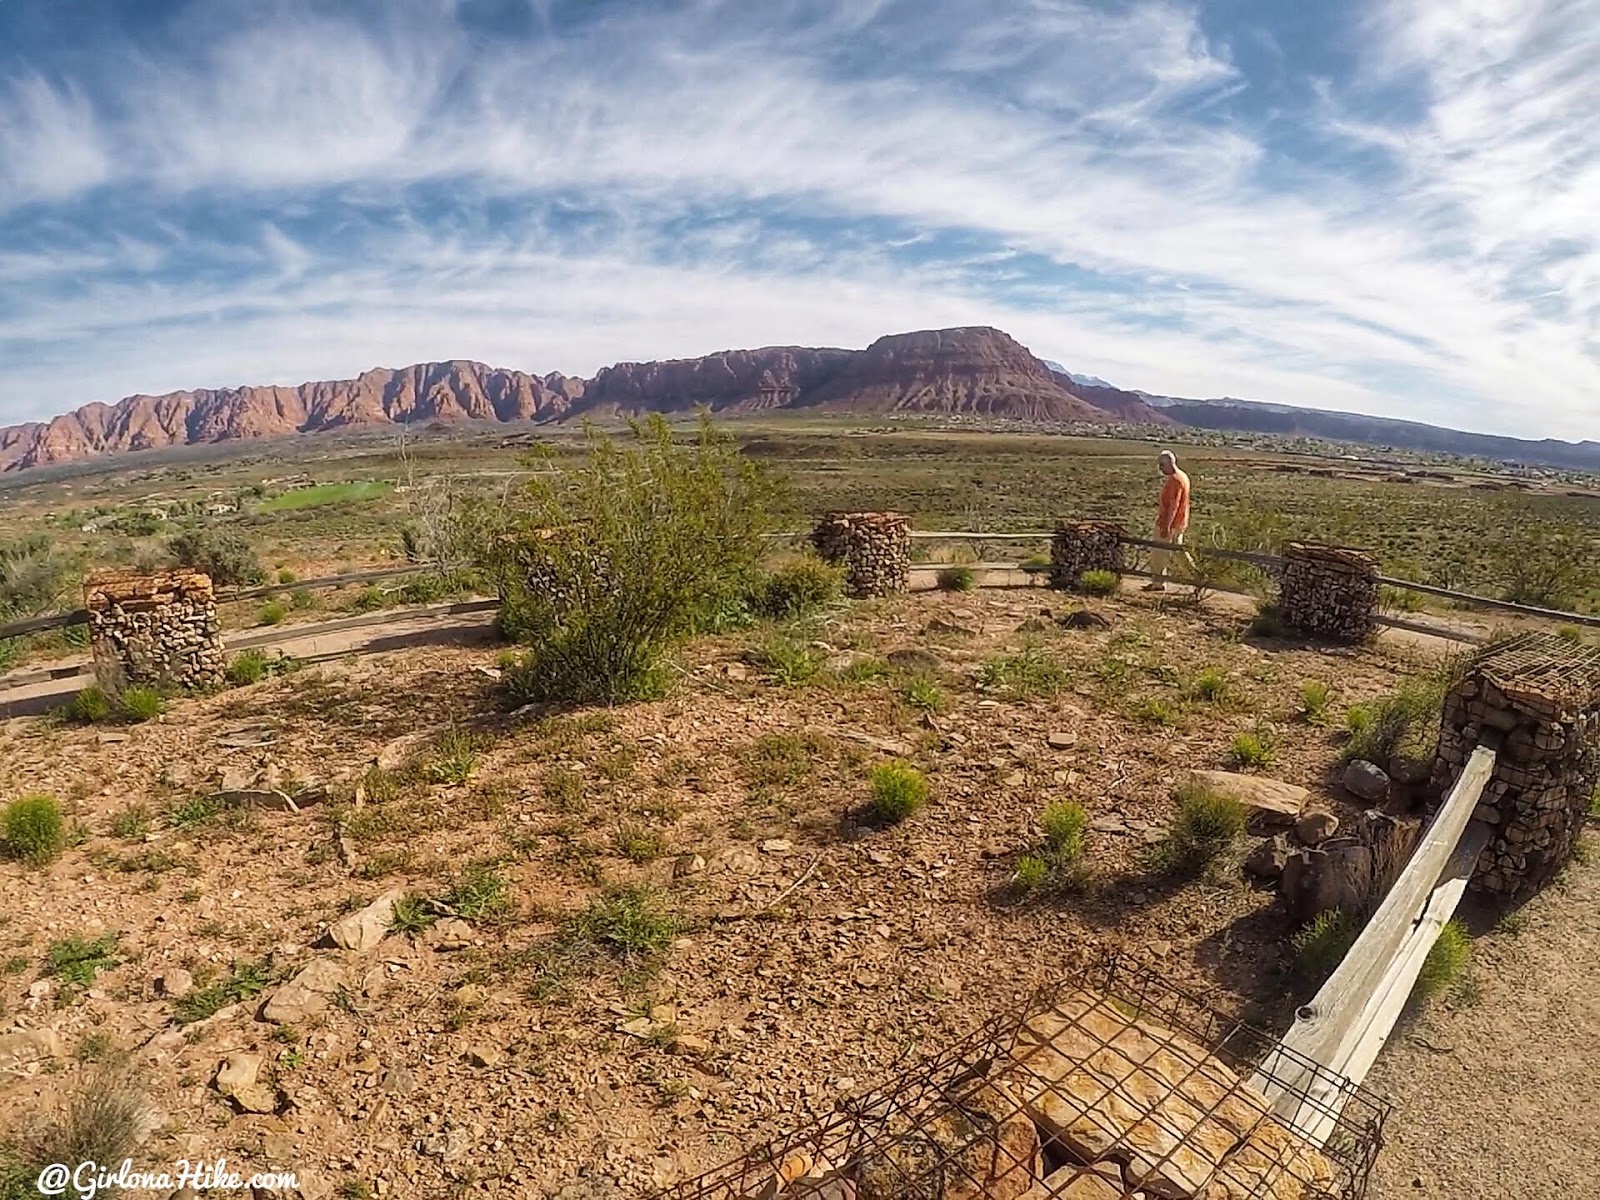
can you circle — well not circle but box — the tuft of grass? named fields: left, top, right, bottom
left=935, top=565, right=976, bottom=593
left=65, top=685, right=114, bottom=724
left=616, top=822, right=668, bottom=864
left=446, top=863, right=512, bottom=921
left=867, top=762, right=929, bottom=825
left=1, top=1069, right=150, bottom=1194
left=167, top=793, right=221, bottom=830
left=1555, top=624, right=1585, bottom=643
left=838, top=657, right=891, bottom=684
left=1013, top=853, right=1050, bottom=892
left=46, top=932, right=120, bottom=989
left=277, top=567, right=298, bottom=584
left=1291, top=911, right=1361, bottom=985
left=561, top=885, right=679, bottom=962
left=1299, top=680, right=1334, bottom=725
left=1413, top=918, right=1472, bottom=1002
left=108, top=804, right=152, bottom=841
left=172, top=959, right=274, bottom=1024
left=980, top=646, right=1070, bottom=699
left=226, top=649, right=269, bottom=686
left=542, top=766, right=586, bottom=812
left=424, top=726, right=482, bottom=785
left=118, top=687, right=166, bottom=723
left=1041, top=800, right=1088, bottom=866
left=742, top=732, right=823, bottom=788
left=752, top=635, right=825, bottom=686
left=1133, top=696, right=1180, bottom=726
left=1151, top=780, right=1247, bottom=875
left=389, top=893, right=437, bottom=936
left=290, top=586, right=318, bottom=611
left=1188, top=667, right=1232, bottom=704
left=898, top=676, right=946, bottom=713
left=3, top=794, right=66, bottom=866
left=1229, top=726, right=1278, bottom=770
left=258, top=599, right=289, bottom=626
left=1077, top=569, right=1119, bottom=597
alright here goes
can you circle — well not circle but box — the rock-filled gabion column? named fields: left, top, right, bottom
left=810, top=512, right=911, bottom=598
left=1278, top=543, right=1380, bottom=641
left=85, top=569, right=227, bottom=693
left=1047, top=521, right=1125, bottom=590
left=1433, top=632, right=1600, bottom=898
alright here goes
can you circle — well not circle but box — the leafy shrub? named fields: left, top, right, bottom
left=389, top=893, right=436, bottom=936
left=118, top=687, right=165, bottom=723
left=46, top=932, right=120, bottom=989
left=258, top=600, right=288, bottom=626
left=899, top=676, right=946, bottom=712
left=1380, top=586, right=1424, bottom=614
left=166, top=793, right=221, bottom=829
left=1041, top=800, right=1087, bottom=867
left=756, top=556, right=843, bottom=620
left=226, top=649, right=271, bottom=686
left=980, top=646, right=1069, bottom=699
left=1414, top=918, right=1472, bottom=1001
left=65, top=685, right=113, bottom=724
left=3, top=794, right=66, bottom=866
left=1342, top=663, right=1459, bottom=765
left=1151, top=780, right=1246, bottom=874
left=0, top=534, right=70, bottom=621
left=867, top=763, right=929, bottom=825
left=1229, top=726, right=1277, bottom=769
left=839, top=658, right=891, bottom=684
left=936, top=565, right=976, bottom=593
left=1189, top=667, right=1232, bottom=704
left=289, top=587, right=318, bottom=611
left=167, top=529, right=265, bottom=587
left=475, top=415, right=777, bottom=705
left=1291, top=911, right=1361, bottom=985
left=1077, top=569, right=1119, bottom=597
left=1299, top=680, right=1333, bottom=725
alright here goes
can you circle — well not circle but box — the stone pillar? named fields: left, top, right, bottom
left=85, top=570, right=226, bottom=693
left=1433, top=632, right=1600, bottom=898
left=810, top=512, right=911, bottom=598
left=1278, top=543, right=1379, bottom=642
left=1047, top=521, right=1125, bottom=590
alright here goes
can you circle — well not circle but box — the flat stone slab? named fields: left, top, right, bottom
left=1188, top=770, right=1309, bottom=823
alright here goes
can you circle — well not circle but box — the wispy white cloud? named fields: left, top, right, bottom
left=0, top=0, right=1595, bottom=438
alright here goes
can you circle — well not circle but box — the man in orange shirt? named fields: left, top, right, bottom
left=1145, top=449, right=1194, bottom=592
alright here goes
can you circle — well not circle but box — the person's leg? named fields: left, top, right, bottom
left=1146, top=528, right=1171, bottom=590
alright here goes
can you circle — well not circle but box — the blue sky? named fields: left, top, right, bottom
left=1, top=0, right=1596, bottom=439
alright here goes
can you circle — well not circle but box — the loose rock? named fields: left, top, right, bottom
left=1342, top=760, right=1391, bottom=803
left=1187, top=770, right=1308, bottom=823
left=1295, top=807, right=1341, bottom=846
left=325, top=889, right=405, bottom=953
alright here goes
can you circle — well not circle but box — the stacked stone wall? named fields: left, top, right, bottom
left=1433, top=632, right=1600, bottom=897
left=811, top=512, right=911, bottom=598
left=1048, top=521, right=1126, bottom=590
left=1279, top=543, right=1379, bottom=642
left=85, top=570, right=226, bottom=692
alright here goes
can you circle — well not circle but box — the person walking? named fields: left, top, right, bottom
left=1144, top=449, right=1193, bottom=591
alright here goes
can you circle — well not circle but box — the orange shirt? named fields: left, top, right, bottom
left=1159, top=468, right=1191, bottom=535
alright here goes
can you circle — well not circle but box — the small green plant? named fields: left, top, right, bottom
left=616, top=822, right=667, bottom=863
left=1013, top=853, right=1050, bottom=891
left=756, top=556, right=843, bottom=620
left=226, top=649, right=272, bottom=686
left=542, top=766, right=586, bottom=812
left=1077, top=569, right=1119, bottom=597
left=118, top=687, right=166, bottom=723
left=290, top=586, right=318, bottom=611
left=899, top=676, right=946, bottom=713
left=167, top=793, right=220, bottom=829
left=168, top=528, right=265, bottom=586
left=742, top=732, right=821, bottom=787
left=75, top=1032, right=117, bottom=1064
left=1291, top=911, right=1361, bottom=985
left=1133, top=696, right=1180, bottom=726
left=46, top=932, right=120, bottom=989
left=425, top=726, right=482, bottom=784
left=258, top=600, right=288, bottom=626
left=108, top=804, right=152, bottom=840
left=1299, top=680, right=1334, bottom=725
left=979, top=646, right=1069, bottom=699
left=867, top=762, right=929, bottom=825
left=1229, top=726, right=1277, bottom=769
left=446, top=863, right=512, bottom=920
left=1041, top=800, right=1088, bottom=865
left=1151, top=780, right=1247, bottom=875
left=839, top=658, right=891, bottom=684
left=752, top=635, right=824, bottom=687
left=172, top=959, right=274, bottom=1024
left=277, top=567, right=298, bottom=585
left=1020, top=555, right=1051, bottom=571
left=935, top=565, right=975, bottom=593
left=562, top=885, right=679, bottom=962
left=3, top=794, right=66, bottom=866
left=389, top=893, right=437, bottom=936
left=65, top=685, right=114, bottom=724
left=1413, top=918, right=1472, bottom=1001
left=1556, top=624, right=1585, bottom=643
left=1188, top=667, right=1232, bottom=704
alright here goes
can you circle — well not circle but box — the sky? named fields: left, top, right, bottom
left=0, top=0, right=1596, bottom=440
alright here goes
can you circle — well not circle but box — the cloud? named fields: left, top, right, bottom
left=0, top=0, right=1595, bottom=439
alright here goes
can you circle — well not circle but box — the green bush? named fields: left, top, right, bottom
left=65, top=685, right=114, bottom=724
left=277, top=568, right=298, bottom=585
left=562, top=885, right=679, bottom=962
left=1299, top=680, right=1333, bottom=725
left=258, top=600, right=288, bottom=626
left=1229, top=726, right=1277, bottom=769
left=899, top=676, right=946, bottom=712
left=616, top=822, right=667, bottom=863
left=388, top=894, right=436, bottom=936
left=1152, top=780, right=1247, bottom=874
left=46, top=933, right=120, bottom=989
left=1041, top=800, right=1088, bottom=866
left=1077, top=569, right=1119, bottom=597
left=446, top=863, right=512, bottom=920
left=935, top=565, right=976, bottom=593
left=118, top=687, right=165, bottom=723
left=3, top=795, right=66, bottom=866
left=1188, top=667, right=1232, bottom=704
left=0, top=534, right=70, bottom=621
left=227, top=649, right=270, bottom=686
left=867, top=763, right=929, bottom=825
left=1013, top=853, right=1050, bottom=891
left=1342, top=661, right=1460, bottom=765
left=756, top=556, right=843, bottom=620
left=1413, top=918, right=1472, bottom=1001
left=1291, top=911, right=1361, bottom=985
left=476, top=415, right=778, bottom=705
left=289, top=587, right=318, bottom=611
left=167, top=529, right=265, bottom=587
left=424, top=727, right=482, bottom=784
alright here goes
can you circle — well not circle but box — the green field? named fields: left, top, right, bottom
left=255, top=480, right=393, bottom=512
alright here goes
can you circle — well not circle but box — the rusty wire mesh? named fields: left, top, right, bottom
left=1472, top=631, right=1600, bottom=708
left=658, top=955, right=1387, bottom=1200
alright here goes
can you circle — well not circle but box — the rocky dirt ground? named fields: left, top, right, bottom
left=0, top=584, right=1465, bottom=1197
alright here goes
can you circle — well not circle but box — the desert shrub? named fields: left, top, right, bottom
left=1013, top=853, right=1050, bottom=891
left=1342, top=662, right=1459, bottom=765
left=1229, top=726, right=1277, bottom=769
left=1413, top=918, right=1472, bottom=1001
left=350, top=584, right=388, bottom=613
left=1077, top=569, right=1119, bottom=597
left=742, top=732, right=822, bottom=788
left=867, top=763, right=929, bottom=824
left=108, top=805, right=151, bottom=840
left=899, top=676, right=946, bottom=712
left=1380, top=586, right=1425, bottom=615
left=980, top=646, right=1069, bottom=699
left=616, top=822, right=667, bottom=863
left=1041, top=800, right=1088, bottom=869
left=1020, top=555, right=1051, bottom=571
left=258, top=600, right=288, bottom=626
left=167, top=528, right=265, bottom=587
left=0, top=1069, right=150, bottom=1197
left=226, top=649, right=271, bottom=686
left=1299, top=680, right=1333, bottom=725
left=1291, top=911, right=1361, bottom=985
left=1152, top=780, right=1246, bottom=874
left=65, top=685, right=113, bottom=724
left=936, top=565, right=976, bottom=593
left=1485, top=499, right=1595, bottom=609
left=0, top=534, right=70, bottom=621
left=562, top=885, right=679, bottom=962
left=1188, top=667, right=1232, bottom=704
left=474, top=415, right=777, bottom=705
left=750, top=635, right=824, bottom=686
left=118, top=687, right=165, bottom=723
left=3, top=794, right=66, bottom=866
left=289, top=586, right=318, bottom=611
left=756, top=556, right=843, bottom=620
left=277, top=568, right=298, bottom=584
left=1133, top=696, right=1180, bottom=726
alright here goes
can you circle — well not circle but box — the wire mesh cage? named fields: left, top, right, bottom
left=656, top=955, right=1388, bottom=1200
